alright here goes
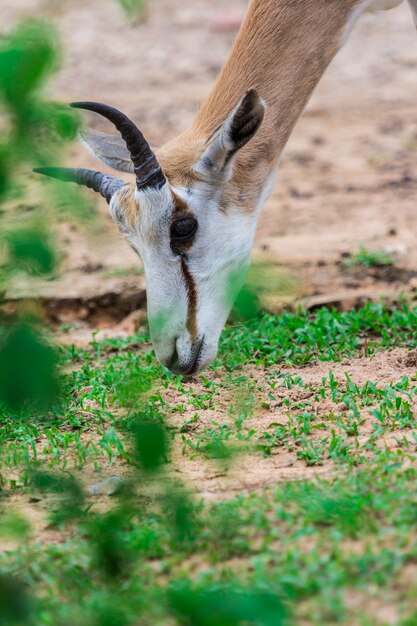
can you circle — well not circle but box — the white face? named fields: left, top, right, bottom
left=112, top=182, right=258, bottom=375
left=67, top=89, right=267, bottom=374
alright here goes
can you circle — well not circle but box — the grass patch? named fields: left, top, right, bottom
left=343, top=245, right=394, bottom=268
left=2, top=462, right=417, bottom=624
left=1, top=302, right=417, bottom=625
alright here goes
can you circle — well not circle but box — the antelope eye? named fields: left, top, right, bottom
left=170, top=217, right=198, bottom=240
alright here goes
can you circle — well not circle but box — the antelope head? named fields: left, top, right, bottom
left=35, top=90, right=266, bottom=374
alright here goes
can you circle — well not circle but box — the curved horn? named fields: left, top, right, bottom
left=33, top=167, right=125, bottom=204
left=70, top=102, right=166, bottom=191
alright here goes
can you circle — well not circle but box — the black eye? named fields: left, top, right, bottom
left=170, top=217, right=198, bottom=240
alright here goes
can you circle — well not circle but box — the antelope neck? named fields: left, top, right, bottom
left=192, top=0, right=361, bottom=188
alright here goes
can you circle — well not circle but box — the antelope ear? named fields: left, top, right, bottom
left=81, top=128, right=135, bottom=174
left=193, top=89, right=265, bottom=180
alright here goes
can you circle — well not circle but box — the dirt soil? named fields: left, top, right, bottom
left=164, top=348, right=417, bottom=501
left=2, top=346, right=416, bottom=553
left=3, top=0, right=417, bottom=339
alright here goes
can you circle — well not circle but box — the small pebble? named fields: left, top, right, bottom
left=28, top=495, right=43, bottom=503
left=90, top=476, right=125, bottom=496
left=382, top=243, right=407, bottom=259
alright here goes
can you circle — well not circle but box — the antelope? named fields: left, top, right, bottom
left=35, top=0, right=416, bottom=375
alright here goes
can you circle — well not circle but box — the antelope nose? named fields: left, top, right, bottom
left=170, top=360, right=194, bottom=376
left=167, top=339, right=204, bottom=376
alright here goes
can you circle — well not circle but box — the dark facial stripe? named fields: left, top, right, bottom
left=170, top=191, right=198, bottom=340
left=180, top=258, right=198, bottom=341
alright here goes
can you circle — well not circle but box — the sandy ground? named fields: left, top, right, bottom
left=162, top=348, right=417, bottom=500
left=2, top=345, right=417, bottom=554
left=2, top=0, right=417, bottom=336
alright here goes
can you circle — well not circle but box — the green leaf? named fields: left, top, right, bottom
left=0, top=574, right=32, bottom=625
left=168, top=584, right=287, bottom=626
left=0, top=20, right=59, bottom=109
left=232, top=286, right=261, bottom=321
left=133, top=417, right=167, bottom=471
left=0, top=323, right=61, bottom=412
left=6, top=227, right=56, bottom=276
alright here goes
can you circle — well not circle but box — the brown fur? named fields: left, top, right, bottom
left=158, top=136, right=207, bottom=188
left=116, top=184, right=138, bottom=229
left=158, top=0, right=363, bottom=211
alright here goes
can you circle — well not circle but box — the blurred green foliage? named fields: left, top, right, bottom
left=230, top=260, right=298, bottom=322
left=133, top=416, right=168, bottom=471
left=0, top=20, right=78, bottom=194
left=0, top=573, right=32, bottom=626
left=0, top=20, right=71, bottom=421
left=0, top=15, right=288, bottom=626
left=0, top=17, right=102, bottom=625
left=0, top=21, right=58, bottom=109
left=169, top=584, right=286, bottom=626
left=0, top=323, right=61, bottom=413
left=4, top=227, right=56, bottom=277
